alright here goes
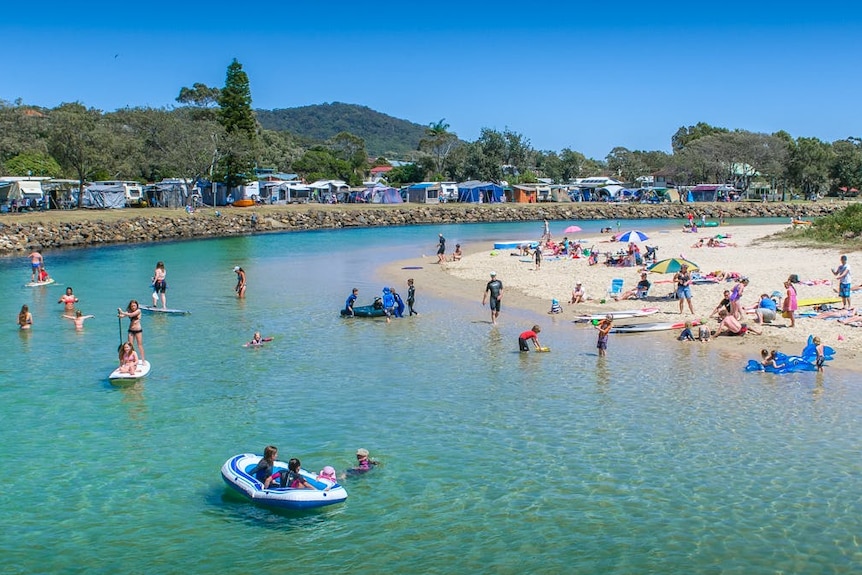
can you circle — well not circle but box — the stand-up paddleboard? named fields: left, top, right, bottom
left=573, top=308, right=659, bottom=322
left=140, top=306, right=190, bottom=315
left=109, top=360, right=151, bottom=382
left=243, top=338, right=273, bottom=347
left=610, top=319, right=702, bottom=334
left=25, top=279, right=56, bottom=287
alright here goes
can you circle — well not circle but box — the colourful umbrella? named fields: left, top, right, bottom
left=647, top=258, right=700, bottom=274
left=563, top=225, right=582, bottom=234
left=616, top=230, right=649, bottom=242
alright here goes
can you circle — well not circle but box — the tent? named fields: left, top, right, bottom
left=371, top=186, right=403, bottom=204
left=81, top=183, right=127, bottom=209
left=457, top=181, right=504, bottom=203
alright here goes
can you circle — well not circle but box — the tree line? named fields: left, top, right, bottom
left=2, top=60, right=861, bottom=203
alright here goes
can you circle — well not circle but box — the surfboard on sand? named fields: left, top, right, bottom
left=796, top=297, right=841, bottom=308
left=109, top=360, right=151, bottom=382
left=610, top=319, right=701, bottom=334
left=140, top=306, right=190, bottom=315
left=573, top=308, right=659, bottom=322
left=25, top=279, right=56, bottom=287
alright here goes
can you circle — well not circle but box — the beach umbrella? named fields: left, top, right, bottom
left=563, top=225, right=582, bottom=234
left=647, top=257, right=700, bottom=274
left=616, top=230, right=649, bottom=243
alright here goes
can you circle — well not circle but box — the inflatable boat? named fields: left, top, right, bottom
left=340, top=303, right=386, bottom=317
left=221, top=453, right=348, bottom=510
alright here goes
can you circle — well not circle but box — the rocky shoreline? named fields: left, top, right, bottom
left=0, top=201, right=843, bottom=255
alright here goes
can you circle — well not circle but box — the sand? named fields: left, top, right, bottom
left=384, top=223, right=862, bottom=366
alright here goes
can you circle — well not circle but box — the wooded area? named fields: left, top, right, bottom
left=2, top=60, right=861, bottom=198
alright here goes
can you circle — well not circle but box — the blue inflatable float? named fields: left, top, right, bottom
left=745, top=336, right=835, bottom=373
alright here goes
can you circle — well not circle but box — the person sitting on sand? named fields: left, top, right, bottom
left=716, top=309, right=761, bottom=336
left=548, top=299, right=563, bottom=314
left=710, top=290, right=733, bottom=319
left=677, top=321, right=695, bottom=341
left=614, top=273, right=651, bottom=301
left=452, top=244, right=462, bottom=261
left=697, top=324, right=711, bottom=342
left=570, top=282, right=586, bottom=304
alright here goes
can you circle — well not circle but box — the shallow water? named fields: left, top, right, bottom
left=2, top=218, right=861, bottom=574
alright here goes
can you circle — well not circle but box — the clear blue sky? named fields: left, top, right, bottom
left=3, top=1, right=861, bottom=159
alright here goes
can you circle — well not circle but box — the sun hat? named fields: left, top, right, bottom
left=233, top=266, right=240, bottom=272
left=552, top=299, right=558, bottom=305
left=490, top=271, right=497, bottom=276
left=319, top=466, right=336, bottom=480
left=356, top=448, right=369, bottom=457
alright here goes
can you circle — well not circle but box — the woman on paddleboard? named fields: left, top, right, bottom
left=152, top=261, right=167, bottom=309
left=118, top=300, right=145, bottom=363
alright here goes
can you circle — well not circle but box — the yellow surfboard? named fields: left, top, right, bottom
left=797, top=297, right=841, bottom=307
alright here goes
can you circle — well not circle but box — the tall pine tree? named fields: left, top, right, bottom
left=217, top=59, right=257, bottom=189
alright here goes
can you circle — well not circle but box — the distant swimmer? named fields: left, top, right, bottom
left=64, top=310, right=94, bottom=330
left=58, top=287, right=79, bottom=310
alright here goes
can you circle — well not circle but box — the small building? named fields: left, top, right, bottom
left=512, top=184, right=538, bottom=203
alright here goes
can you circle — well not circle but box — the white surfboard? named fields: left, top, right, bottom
left=109, top=360, right=151, bottom=382
left=25, top=278, right=56, bottom=287
left=140, top=306, right=190, bottom=315
left=573, top=308, right=659, bottom=322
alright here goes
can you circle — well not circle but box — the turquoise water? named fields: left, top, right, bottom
left=2, top=218, right=861, bottom=574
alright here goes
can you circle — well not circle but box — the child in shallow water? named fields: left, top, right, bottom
left=548, top=299, right=562, bottom=314
left=677, top=321, right=695, bottom=341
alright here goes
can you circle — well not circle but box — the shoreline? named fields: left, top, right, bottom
left=382, top=223, right=862, bottom=369
left=0, top=201, right=850, bottom=256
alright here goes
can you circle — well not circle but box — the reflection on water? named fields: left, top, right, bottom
left=0, top=219, right=860, bottom=574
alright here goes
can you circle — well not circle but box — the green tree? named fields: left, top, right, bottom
left=328, top=131, right=368, bottom=177
left=385, top=163, right=425, bottom=185
left=419, top=119, right=459, bottom=176
left=786, top=137, right=833, bottom=197
left=48, top=102, right=114, bottom=207
left=217, top=59, right=258, bottom=188
left=5, top=151, right=62, bottom=177
left=831, top=138, right=862, bottom=194
left=177, top=83, right=221, bottom=108
left=0, top=100, right=51, bottom=166
left=671, top=122, right=729, bottom=153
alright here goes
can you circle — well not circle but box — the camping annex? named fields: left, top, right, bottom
left=457, top=180, right=504, bottom=203
left=81, top=182, right=127, bottom=208
left=370, top=186, right=403, bottom=204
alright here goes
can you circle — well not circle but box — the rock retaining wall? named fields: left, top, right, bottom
left=0, top=202, right=841, bottom=255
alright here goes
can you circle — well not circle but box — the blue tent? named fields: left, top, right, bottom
left=457, top=180, right=504, bottom=203
left=371, top=186, right=403, bottom=204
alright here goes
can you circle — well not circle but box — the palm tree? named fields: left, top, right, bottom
left=420, top=119, right=458, bottom=177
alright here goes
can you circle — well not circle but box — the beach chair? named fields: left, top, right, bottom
left=607, top=278, right=624, bottom=298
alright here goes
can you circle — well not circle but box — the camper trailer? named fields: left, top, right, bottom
left=0, top=177, right=47, bottom=210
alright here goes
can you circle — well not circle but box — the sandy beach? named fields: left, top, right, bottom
left=385, top=223, right=862, bottom=366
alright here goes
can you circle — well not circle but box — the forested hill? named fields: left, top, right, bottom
left=255, top=102, right=427, bottom=157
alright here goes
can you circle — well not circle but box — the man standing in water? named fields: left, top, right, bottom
left=482, top=271, right=503, bottom=326
left=436, top=233, right=446, bottom=264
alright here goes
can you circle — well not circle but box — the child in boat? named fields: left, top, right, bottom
left=280, top=458, right=314, bottom=489
left=249, top=445, right=279, bottom=488
left=118, top=342, right=139, bottom=374
left=353, top=448, right=378, bottom=472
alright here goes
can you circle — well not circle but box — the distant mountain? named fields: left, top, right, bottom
left=256, top=102, right=427, bottom=158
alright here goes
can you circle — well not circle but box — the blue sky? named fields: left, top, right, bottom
left=3, top=1, right=861, bottom=159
